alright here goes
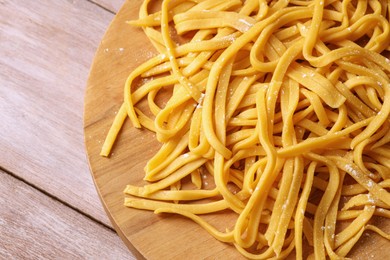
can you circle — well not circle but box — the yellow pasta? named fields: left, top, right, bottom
left=101, top=0, right=390, bottom=258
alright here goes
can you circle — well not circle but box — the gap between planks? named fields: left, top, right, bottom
left=87, top=0, right=125, bottom=14
left=87, top=0, right=116, bottom=15
left=0, top=165, right=115, bottom=233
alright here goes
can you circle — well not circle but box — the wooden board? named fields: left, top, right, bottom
left=84, top=0, right=243, bottom=259
left=84, top=1, right=390, bottom=259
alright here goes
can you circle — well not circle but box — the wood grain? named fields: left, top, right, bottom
left=84, top=0, right=390, bottom=259
left=0, top=0, right=112, bottom=226
left=0, top=169, right=134, bottom=259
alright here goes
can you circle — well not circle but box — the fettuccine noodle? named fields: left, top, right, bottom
left=101, top=0, right=390, bottom=258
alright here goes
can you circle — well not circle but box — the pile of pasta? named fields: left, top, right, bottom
left=101, top=0, right=390, bottom=258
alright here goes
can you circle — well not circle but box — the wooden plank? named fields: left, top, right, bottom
left=91, top=0, right=124, bottom=13
left=0, top=170, right=135, bottom=259
left=0, top=0, right=113, bottom=226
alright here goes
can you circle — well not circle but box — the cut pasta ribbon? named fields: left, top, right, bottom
left=101, top=0, right=390, bottom=258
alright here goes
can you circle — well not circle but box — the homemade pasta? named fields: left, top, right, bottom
left=101, top=0, right=390, bottom=258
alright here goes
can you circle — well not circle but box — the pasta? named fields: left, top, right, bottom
left=101, top=0, right=390, bottom=258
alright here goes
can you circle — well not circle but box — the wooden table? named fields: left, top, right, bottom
left=0, top=0, right=136, bottom=258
